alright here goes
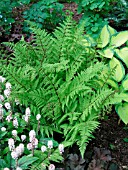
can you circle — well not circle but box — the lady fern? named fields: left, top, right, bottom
left=0, top=17, right=116, bottom=158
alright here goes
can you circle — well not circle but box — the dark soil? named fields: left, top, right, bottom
left=90, top=112, right=128, bottom=170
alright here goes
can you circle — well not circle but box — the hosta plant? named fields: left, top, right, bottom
left=0, top=17, right=118, bottom=158
left=95, top=25, right=128, bottom=124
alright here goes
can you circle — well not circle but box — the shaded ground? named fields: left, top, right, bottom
left=90, top=112, right=128, bottom=170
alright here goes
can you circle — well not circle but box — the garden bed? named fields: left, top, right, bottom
left=0, top=1, right=128, bottom=170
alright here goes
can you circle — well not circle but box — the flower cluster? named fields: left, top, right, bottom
left=11, top=143, right=24, bottom=159
left=4, top=82, right=11, bottom=98
left=23, top=107, right=31, bottom=123
left=8, top=138, right=24, bottom=159
left=27, top=130, right=38, bottom=150
left=41, top=140, right=64, bottom=155
left=1, top=76, right=65, bottom=169
left=0, top=76, right=12, bottom=121
left=0, top=103, right=4, bottom=120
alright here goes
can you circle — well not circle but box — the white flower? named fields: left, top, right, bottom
left=6, top=82, right=11, bottom=89
left=27, top=143, right=33, bottom=150
left=32, top=138, right=38, bottom=148
left=21, top=135, right=26, bottom=141
left=8, top=138, right=15, bottom=151
left=6, top=115, right=12, bottom=122
left=47, top=140, right=53, bottom=149
left=58, top=144, right=64, bottom=154
left=0, top=95, right=4, bottom=101
left=12, top=130, right=17, bottom=137
left=4, top=168, right=10, bottom=170
left=13, top=117, right=18, bottom=128
left=4, top=89, right=11, bottom=98
left=16, top=144, right=24, bottom=156
left=0, top=76, right=5, bottom=83
left=41, top=145, right=47, bottom=152
left=29, top=130, right=36, bottom=138
left=15, top=146, right=22, bottom=156
left=16, top=167, right=22, bottom=170
left=11, top=151, right=18, bottom=159
left=1, top=127, right=6, bottom=131
left=24, top=115, right=29, bottom=122
left=0, top=104, right=3, bottom=108
left=48, top=164, right=55, bottom=170
left=19, top=143, right=24, bottom=152
left=25, top=107, right=31, bottom=116
left=36, top=114, right=41, bottom=120
left=0, top=108, right=3, bottom=120
left=4, top=102, right=11, bottom=110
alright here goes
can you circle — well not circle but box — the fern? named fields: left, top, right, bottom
left=0, top=17, right=116, bottom=158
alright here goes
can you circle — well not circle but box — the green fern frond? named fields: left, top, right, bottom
left=0, top=17, right=117, bottom=158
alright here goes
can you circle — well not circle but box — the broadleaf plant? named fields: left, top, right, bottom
left=1, top=17, right=118, bottom=158
left=95, top=25, right=128, bottom=124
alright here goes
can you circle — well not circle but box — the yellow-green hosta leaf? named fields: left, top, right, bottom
left=109, top=57, right=125, bottom=82
left=115, top=48, right=128, bottom=68
left=100, top=25, right=110, bottom=48
left=97, top=48, right=114, bottom=58
left=107, top=79, right=119, bottom=90
left=103, top=48, right=114, bottom=58
left=116, top=102, right=128, bottom=124
left=113, top=93, right=128, bottom=104
left=107, top=25, right=117, bottom=36
left=110, top=31, right=128, bottom=47
left=122, top=74, right=128, bottom=91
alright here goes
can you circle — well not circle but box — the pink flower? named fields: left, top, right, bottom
left=4, top=89, right=11, bottom=98
left=1, top=127, right=6, bottom=131
left=48, top=140, right=53, bottom=149
left=13, top=117, right=18, bottom=128
left=48, top=164, right=55, bottom=170
left=0, top=76, right=5, bottom=83
left=21, top=135, right=26, bottom=141
left=12, top=130, right=17, bottom=137
left=0, top=95, right=4, bottom=101
left=6, top=115, right=12, bottom=122
left=11, top=151, right=18, bottom=159
left=36, top=114, right=41, bottom=120
left=58, top=144, right=64, bottom=154
left=6, top=82, right=11, bottom=89
left=4, top=102, right=11, bottom=110
left=29, top=130, right=36, bottom=139
left=25, top=107, right=31, bottom=117
left=27, top=143, right=33, bottom=150
left=0, top=108, right=3, bottom=120
left=8, top=138, right=15, bottom=151
left=41, top=145, right=47, bottom=152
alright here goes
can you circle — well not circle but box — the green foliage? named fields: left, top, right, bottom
left=0, top=0, right=32, bottom=35
left=0, top=0, right=18, bottom=35
left=72, top=0, right=112, bottom=36
left=94, top=25, right=128, bottom=124
left=1, top=18, right=117, bottom=158
left=106, top=0, right=128, bottom=30
left=23, top=0, right=65, bottom=32
left=18, top=156, right=39, bottom=169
